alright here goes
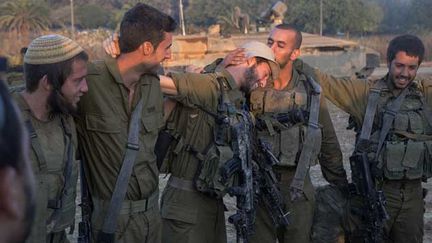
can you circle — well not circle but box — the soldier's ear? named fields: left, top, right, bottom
left=290, top=49, right=301, bottom=61
left=140, top=42, right=155, bottom=56
left=40, top=75, right=52, bottom=91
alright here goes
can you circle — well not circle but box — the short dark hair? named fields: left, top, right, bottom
left=387, top=34, right=425, bottom=65
left=24, top=51, right=88, bottom=93
left=119, top=3, right=177, bottom=53
left=0, top=79, right=26, bottom=171
left=275, top=24, right=302, bottom=49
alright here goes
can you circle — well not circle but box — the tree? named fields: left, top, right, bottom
left=287, top=0, right=382, bottom=36
left=0, top=0, right=51, bottom=38
left=76, top=4, right=116, bottom=29
left=406, top=0, right=432, bottom=33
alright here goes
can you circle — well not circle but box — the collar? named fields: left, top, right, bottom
left=104, top=56, right=154, bottom=86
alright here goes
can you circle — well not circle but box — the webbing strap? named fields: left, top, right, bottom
left=25, top=120, right=49, bottom=172
left=47, top=116, right=74, bottom=231
left=355, top=80, right=387, bottom=152
left=290, top=76, right=322, bottom=200
left=98, top=98, right=144, bottom=243
left=375, top=87, right=409, bottom=160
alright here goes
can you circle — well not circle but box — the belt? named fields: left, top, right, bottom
left=93, top=190, right=159, bottom=216
left=168, top=176, right=196, bottom=192
left=383, top=178, right=421, bottom=188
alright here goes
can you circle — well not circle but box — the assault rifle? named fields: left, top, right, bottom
left=255, top=108, right=308, bottom=131
left=350, top=139, right=389, bottom=243
left=78, top=158, right=92, bottom=243
left=256, top=139, right=290, bottom=227
left=220, top=110, right=256, bottom=243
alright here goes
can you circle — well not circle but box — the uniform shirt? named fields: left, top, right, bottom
left=13, top=92, right=78, bottom=239
left=76, top=57, right=164, bottom=201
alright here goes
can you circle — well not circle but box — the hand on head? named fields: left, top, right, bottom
left=103, top=33, right=121, bottom=58
left=220, top=48, right=247, bottom=68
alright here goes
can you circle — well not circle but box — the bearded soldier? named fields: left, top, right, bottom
left=15, top=34, right=88, bottom=243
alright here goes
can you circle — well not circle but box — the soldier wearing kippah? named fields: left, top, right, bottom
left=14, top=34, right=89, bottom=243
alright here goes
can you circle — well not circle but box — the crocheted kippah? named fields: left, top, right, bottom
left=24, top=34, right=84, bottom=65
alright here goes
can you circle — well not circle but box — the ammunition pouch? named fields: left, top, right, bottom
left=382, top=139, right=425, bottom=180
left=194, top=144, right=234, bottom=198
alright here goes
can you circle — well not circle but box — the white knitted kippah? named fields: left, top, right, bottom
left=24, top=34, right=84, bottom=65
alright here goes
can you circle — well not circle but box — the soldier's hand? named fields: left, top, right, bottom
left=103, top=33, right=120, bottom=58
left=220, top=48, right=247, bottom=68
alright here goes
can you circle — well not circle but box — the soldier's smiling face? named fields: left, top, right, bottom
left=388, top=51, right=419, bottom=89
left=60, top=59, right=88, bottom=109
left=145, top=32, right=173, bottom=73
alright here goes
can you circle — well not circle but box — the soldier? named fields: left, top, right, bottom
left=0, top=79, right=35, bottom=243
left=12, top=34, right=88, bottom=243
left=158, top=41, right=279, bottom=243
left=210, top=24, right=348, bottom=243
left=298, top=34, right=430, bottom=243
left=75, top=3, right=176, bottom=243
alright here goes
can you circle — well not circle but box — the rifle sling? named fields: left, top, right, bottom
left=289, top=77, right=321, bottom=199
left=98, top=98, right=144, bottom=243
left=26, top=116, right=75, bottom=231
left=359, top=80, right=387, bottom=142
left=47, top=117, right=75, bottom=231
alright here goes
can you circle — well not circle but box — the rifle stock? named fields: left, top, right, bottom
left=78, top=158, right=92, bottom=243
left=350, top=151, right=389, bottom=243
left=220, top=110, right=256, bottom=243
left=256, top=139, right=290, bottom=227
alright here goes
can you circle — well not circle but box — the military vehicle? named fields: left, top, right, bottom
left=165, top=32, right=379, bottom=78
left=166, top=1, right=378, bottom=77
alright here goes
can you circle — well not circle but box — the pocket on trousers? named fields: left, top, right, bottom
left=161, top=203, right=198, bottom=224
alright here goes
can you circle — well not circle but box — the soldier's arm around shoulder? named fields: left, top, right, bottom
left=161, top=72, right=220, bottom=109
left=294, top=58, right=370, bottom=117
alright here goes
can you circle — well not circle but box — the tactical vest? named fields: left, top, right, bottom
left=12, top=92, right=78, bottom=238
left=249, top=78, right=322, bottom=168
left=162, top=76, right=246, bottom=198
left=362, top=79, right=432, bottom=180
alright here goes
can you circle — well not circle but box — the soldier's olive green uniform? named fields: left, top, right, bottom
left=13, top=93, right=78, bottom=243
left=248, top=68, right=347, bottom=243
left=305, top=64, right=432, bottom=243
left=160, top=70, right=246, bottom=243
left=76, top=57, right=163, bottom=243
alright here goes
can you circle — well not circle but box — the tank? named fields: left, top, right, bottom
left=164, top=32, right=380, bottom=78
